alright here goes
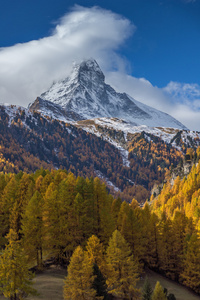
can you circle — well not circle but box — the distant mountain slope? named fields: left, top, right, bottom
left=0, top=104, right=188, bottom=202
left=75, top=117, right=200, bottom=153
left=29, top=59, right=187, bottom=129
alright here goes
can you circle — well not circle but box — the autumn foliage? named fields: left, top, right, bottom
left=0, top=164, right=200, bottom=296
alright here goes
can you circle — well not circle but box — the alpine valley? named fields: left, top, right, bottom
left=0, top=59, right=200, bottom=202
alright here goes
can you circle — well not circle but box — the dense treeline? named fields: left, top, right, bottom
left=150, top=159, right=200, bottom=292
left=128, top=132, right=183, bottom=190
left=0, top=167, right=200, bottom=297
left=0, top=106, right=184, bottom=202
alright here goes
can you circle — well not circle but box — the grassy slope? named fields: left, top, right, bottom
left=0, top=267, right=199, bottom=300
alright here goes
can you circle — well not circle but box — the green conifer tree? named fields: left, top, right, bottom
left=142, top=276, right=153, bottom=300
left=92, top=263, right=109, bottom=300
left=167, top=294, right=176, bottom=300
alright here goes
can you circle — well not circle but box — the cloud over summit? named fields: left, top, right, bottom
left=106, top=72, right=200, bottom=131
left=0, top=6, right=134, bottom=106
left=0, top=5, right=199, bottom=130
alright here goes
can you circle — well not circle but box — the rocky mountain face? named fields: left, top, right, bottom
left=1, top=59, right=200, bottom=202
left=29, top=59, right=187, bottom=129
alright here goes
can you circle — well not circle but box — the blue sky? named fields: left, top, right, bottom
left=0, top=0, right=200, bottom=129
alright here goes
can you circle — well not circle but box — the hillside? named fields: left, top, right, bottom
left=0, top=60, right=200, bottom=202
left=0, top=104, right=189, bottom=202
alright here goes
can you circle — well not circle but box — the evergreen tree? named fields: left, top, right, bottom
left=0, top=229, right=36, bottom=300
left=92, top=263, right=109, bottom=300
left=142, top=276, right=153, bottom=300
left=151, top=281, right=167, bottom=300
left=106, top=230, right=140, bottom=299
left=63, top=245, right=96, bottom=300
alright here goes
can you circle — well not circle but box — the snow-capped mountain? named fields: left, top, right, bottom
left=0, top=60, right=199, bottom=203
left=29, top=59, right=187, bottom=130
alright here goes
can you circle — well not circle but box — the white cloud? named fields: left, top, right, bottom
left=0, top=6, right=135, bottom=107
left=163, top=82, right=200, bottom=103
left=0, top=5, right=199, bottom=131
left=106, top=72, right=172, bottom=112
left=106, top=72, right=200, bottom=131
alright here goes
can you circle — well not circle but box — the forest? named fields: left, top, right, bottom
left=0, top=163, right=200, bottom=299
left=0, top=105, right=187, bottom=202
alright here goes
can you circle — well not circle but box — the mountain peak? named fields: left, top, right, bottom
left=74, top=58, right=105, bottom=84
left=79, top=58, right=104, bottom=76
left=33, top=59, right=187, bottom=129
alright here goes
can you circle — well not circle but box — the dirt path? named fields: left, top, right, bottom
left=139, top=268, right=200, bottom=300
left=0, top=265, right=67, bottom=300
left=0, top=266, right=200, bottom=300
left=27, top=265, right=67, bottom=300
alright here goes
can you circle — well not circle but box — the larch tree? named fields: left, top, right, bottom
left=63, top=245, right=96, bottom=300
left=43, top=181, right=72, bottom=264
left=0, top=229, right=36, bottom=300
left=106, top=230, right=140, bottom=300
left=0, top=176, right=19, bottom=243
left=151, top=281, right=167, bottom=300
left=111, top=197, right=122, bottom=228
left=120, top=204, right=142, bottom=262
left=181, top=233, right=200, bottom=294
left=117, top=201, right=130, bottom=232
left=86, top=235, right=106, bottom=273
left=73, top=192, right=86, bottom=244
left=86, top=235, right=109, bottom=298
left=21, top=190, right=44, bottom=269
left=144, top=213, right=159, bottom=269
left=93, top=177, right=115, bottom=244
left=158, top=213, right=177, bottom=279
left=170, top=211, right=188, bottom=280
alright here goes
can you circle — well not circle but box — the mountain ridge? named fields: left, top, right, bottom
left=29, top=59, right=187, bottom=130
left=1, top=59, right=200, bottom=202
left=0, top=103, right=200, bottom=203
